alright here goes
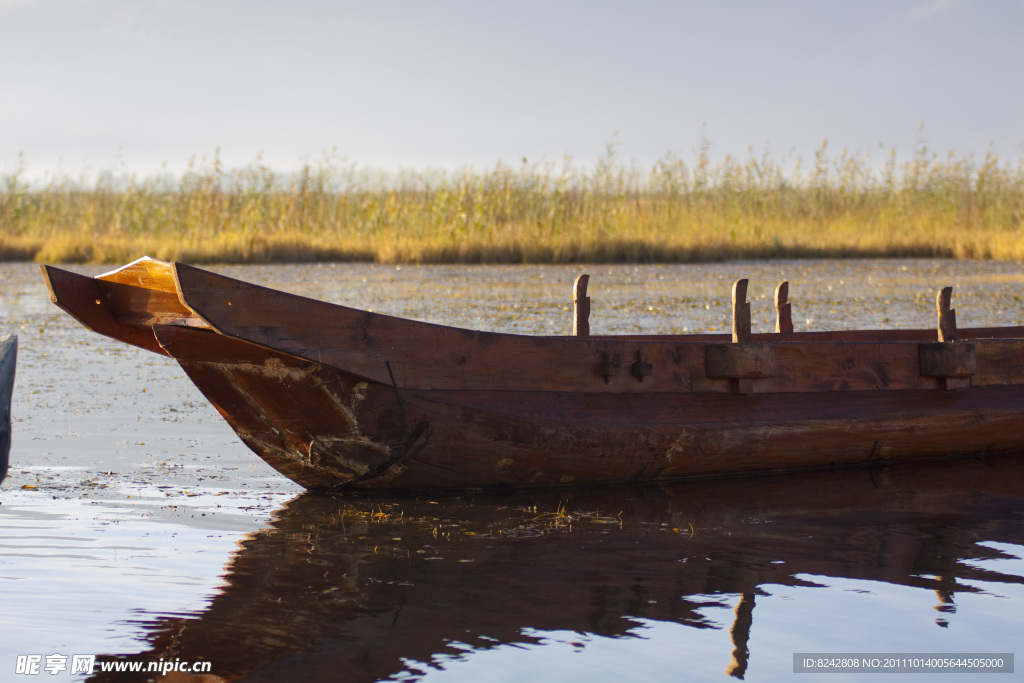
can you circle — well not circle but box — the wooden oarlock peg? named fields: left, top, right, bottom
left=732, top=278, right=753, bottom=394
left=775, top=281, right=793, bottom=334
left=573, top=274, right=590, bottom=337
left=920, top=286, right=973, bottom=390
left=732, top=278, right=751, bottom=344
left=937, top=286, right=956, bottom=342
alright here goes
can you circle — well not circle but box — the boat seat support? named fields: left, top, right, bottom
left=919, top=342, right=975, bottom=390
left=706, top=343, right=775, bottom=394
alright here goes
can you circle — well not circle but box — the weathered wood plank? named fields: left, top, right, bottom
left=972, top=338, right=1024, bottom=385
left=706, top=343, right=775, bottom=379
left=413, top=383, right=1024, bottom=485
left=169, top=264, right=1024, bottom=394
left=593, top=326, right=1024, bottom=344
left=41, top=266, right=172, bottom=356
left=97, top=256, right=181, bottom=293
left=97, top=278, right=205, bottom=328
left=919, top=342, right=976, bottom=378
left=941, top=376, right=972, bottom=390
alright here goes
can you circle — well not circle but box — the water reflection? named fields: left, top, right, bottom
left=89, top=456, right=1024, bottom=682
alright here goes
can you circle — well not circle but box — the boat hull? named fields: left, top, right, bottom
left=156, top=324, right=1024, bottom=490
left=40, top=259, right=1024, bottom=491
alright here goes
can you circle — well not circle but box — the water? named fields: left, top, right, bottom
left=2, top=259, right=1024, bottom=682
left=81, top=463, right=1024, bottom=682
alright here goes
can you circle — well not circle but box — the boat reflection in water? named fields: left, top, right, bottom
left=91, top=457, right=1024, bottom=682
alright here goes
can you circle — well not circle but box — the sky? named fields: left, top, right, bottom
left=2, top=0, right=1022, bottom=180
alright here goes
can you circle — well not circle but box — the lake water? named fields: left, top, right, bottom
left=2, top=259, right=1024, bottom=682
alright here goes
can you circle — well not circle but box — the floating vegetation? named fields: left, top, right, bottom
left=3, top=140, right=1023, bottom=264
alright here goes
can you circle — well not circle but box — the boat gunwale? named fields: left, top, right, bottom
left=43, top=257, right=1024, bottom=347
left=166, top=261, right=1024, bottom=343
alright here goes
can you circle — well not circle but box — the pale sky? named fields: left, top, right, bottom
left=2, top=0, right=1022, bottom=179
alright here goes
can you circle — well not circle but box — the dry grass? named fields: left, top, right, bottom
left=3, top=141, right=1023, bottom=264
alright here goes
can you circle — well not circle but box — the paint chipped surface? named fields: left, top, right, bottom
left=175, top=348, right=412, bottom=488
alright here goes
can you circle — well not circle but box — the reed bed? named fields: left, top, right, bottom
left=3, top=141, right=1023, bottom=264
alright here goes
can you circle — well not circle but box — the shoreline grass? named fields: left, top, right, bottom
left=3, top=141, right=1023, bottom=265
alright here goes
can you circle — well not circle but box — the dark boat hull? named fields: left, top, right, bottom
left=165, top=325, right=1024, bottom=489
left=41, top=258, right=1024, bottom=490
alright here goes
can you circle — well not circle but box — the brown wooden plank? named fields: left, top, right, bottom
left=358, top=385, right=1024, bottom=488
left=97, top=256, right=181, bottom=293
left=593, top=327, right=1024, bottom=344
left=973, top=338, right=1024, bottom=385
left=40, top=265, right=170, bottom=355
left=941, top=376, right=972, bottom=390
left=168, top=262, right=1024, bottom=395
left=41, top=260, right=1024, bottom=397
left=95, top=277, right=206, bottom=328
left=766, top=342, right=937, bottom=392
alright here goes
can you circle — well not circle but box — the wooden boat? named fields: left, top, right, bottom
left=0, top=333, right=16, bottom=485
left=40, top=257, right=1024, bottom=491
